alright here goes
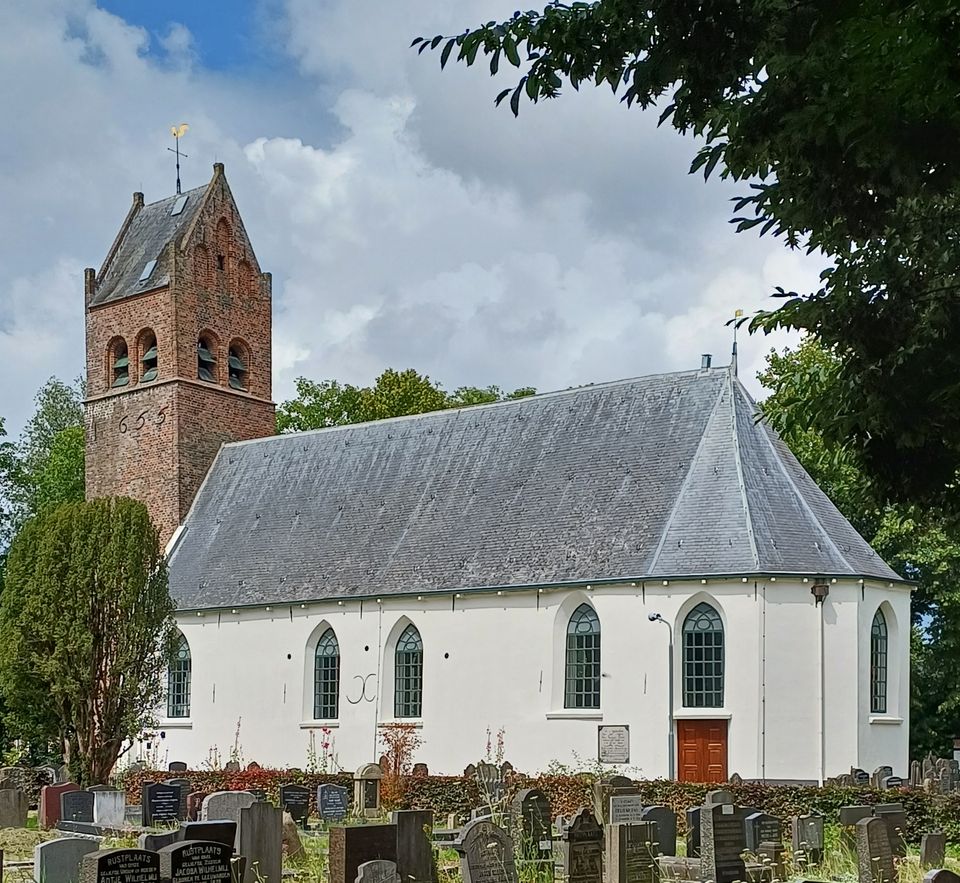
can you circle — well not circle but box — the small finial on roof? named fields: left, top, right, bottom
left=133, top=192, right=144, bottom=208
left=731, top=308, right=744, bottom=376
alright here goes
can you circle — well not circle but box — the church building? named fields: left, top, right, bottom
left=84, top=165, right=910, bottom=783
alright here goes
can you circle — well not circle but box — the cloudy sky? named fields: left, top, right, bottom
left=0, top=0, right=819, bottom=439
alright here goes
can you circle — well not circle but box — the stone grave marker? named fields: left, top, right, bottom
left=35, top=836, right=101, bottom=883
left=318, top=784, right=350, bottom=821
left=201, top=791, right=255, bottom=824
left=248, top=789, right=267, bottom=802
left=165, top=779, right=191, bottom=821
left=142, top=782, right=181, bottom=826
left=80, top=848, right=160, bottom=883
left=685, top=808, right=701, bottom=858
left=453, top=819, right=518, bottom=883
left=791, top=813, right=824, bottom=865
left=744, top=812, right=781, bottom=853
left=412, top=764, right=428, bottom=777
left=758, top=841, right=786, bottom=879
left=512, top=789, right=552, bottom=869
left=839, top=806, right=874, bottom=849
left=41, top=782, right=81, bottom=829
left=700, top=802, right=746, bottom=883
left=357, top=860, right=402, bottom=883
left=0, top=788, right=28, bottom=828
left=158, top=840, right=233, bottom=883
left=93, top=790, right=126, bottom=828
left=354, top=764, right=383, bottom=819
left=851, top=768, right=870, bottom=786
left=561, top=808, right=603, bottom=883
left=224, top=761, right=240, bottom=772
left=874, top=804, right=908, bottom=858
left=279, top=783, right=311, bottom=828
left=186, top=792, right=209, bottom=822
left=605, top=821, right=658, bottom=883
left=881, top=776, right=904, bottom=791
left=139, top=831, right=180, bottom=851
left=87, top=785, right=113, bottom=792
left=168, top=762, right=188, bottom=773
left=856, top=817, right=895, bottom=883
left=921, top=833, right=947, bottom=869
left=609, top=795, right=644, bottom=825
left=705, top=790, right=734, bottom=806
left=393, top=810, right=437, bottom=883
left=639, top=806, right=676, bottom=857
left=925, top=872, right=960, bottom=883
left=871, top=766, right=894, bottom=788
left=330, top=824, right=399, bottom=883
left=62, top=790, right=95, bottom=824
left=177, top=821, right=238, bottom=850
left=237, top=801, right=282, bottom=883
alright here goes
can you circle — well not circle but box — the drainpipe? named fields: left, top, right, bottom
left=812, top=581, right=830, bottom=785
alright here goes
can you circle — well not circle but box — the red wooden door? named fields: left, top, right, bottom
left=677, top=719, right=728, bottom=782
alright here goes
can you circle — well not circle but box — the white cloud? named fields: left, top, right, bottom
left=0, top=0, right=819, bottom=442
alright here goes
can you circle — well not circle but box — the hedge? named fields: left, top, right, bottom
left=122, top=769, right=960, bottom=844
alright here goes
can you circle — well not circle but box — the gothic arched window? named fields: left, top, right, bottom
left=395, top=624, right=423, bottom=718
left=228, top=340, right=249, bottom=391
left=197, top=335, right=216, bottom=383
left=683, top=602, right=724, bottom=707
left=110, top=338, right=129, bottom=388
left=167, top=632, right=191, bottom=719
left=139, top=330, right=158, bottom=383
left=314, top=628, right=340, bottom=719
left=565, top=604, right=601, bottom=709
left=871, top=609, right=888, bottom=714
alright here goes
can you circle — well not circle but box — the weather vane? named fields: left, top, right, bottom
left=168, top=124, right=189, bottom=195
left=731, top=307, right=744, bottom=373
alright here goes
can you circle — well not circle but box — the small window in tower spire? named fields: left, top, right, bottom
left=198, top=336, right=216, bottom=383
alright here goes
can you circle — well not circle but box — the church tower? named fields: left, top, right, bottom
left=84, top=163, right=275, bottom=546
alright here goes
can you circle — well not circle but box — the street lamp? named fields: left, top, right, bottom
left=648, top=612, right=675, bottom=779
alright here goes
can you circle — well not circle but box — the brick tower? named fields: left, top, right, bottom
left=84, top=163, right=275, bottom=546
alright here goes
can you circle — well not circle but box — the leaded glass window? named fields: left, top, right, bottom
left=683, top=602, right=724, bottom=708
left=564, top=604, right=601, bottom=709
left=167, top=632, right=191, bottom=718
left=871, top=609, right=888, bottom=714
left=314, top=628, right=340, bottom=719
left=395, top=624, right=423, bottom=718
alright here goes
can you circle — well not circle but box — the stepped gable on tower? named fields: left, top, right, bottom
left=167, top=365, right=902, bottom=610
left=84, top=163, right=275, bottom=547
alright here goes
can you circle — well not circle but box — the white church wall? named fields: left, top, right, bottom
left=149, top=577, right=905, bottom=781
left=822, top=583, right=862, bottom=779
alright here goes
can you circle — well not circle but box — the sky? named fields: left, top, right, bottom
left=0, top=0, right=818, bottom=440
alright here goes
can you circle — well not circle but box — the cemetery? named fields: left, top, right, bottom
left=0, top=758, right=956, bottom=882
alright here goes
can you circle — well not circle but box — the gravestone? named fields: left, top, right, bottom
left=357, top=860, right=402, bottom=883
left=224, top=761, right=240, bottom=772
left=237, top=801, right=282, bottom=883
left=330, top=824, right=399, bottom=883
left=354, top=764, right=383, bottom=819
left=924, top=872, right=960, bottom=883
left=880, top=776, right=903, bottom=790
left=561, top=809, right=603, bottom=883
left=142, top=782, right=181, bottom=826
left=685, top=808, right=701, bottom=858
left=180, top=821, right=238, bottom=850
left=874, top=804, right=908, bottom=858
left=186, top=792, right=209, bottom=822
left=453, top=819, right=518, bottom=883
left=168, top=762, right=188, bottom=773
left=605, top=821, right=658, bottom=883
left=856, top=818, right=895, bottom=883
left=88, top=785, right=113, bottom=792
left=839, top=806, right=874, bottom=849
left=0, top=788, right=28, bottom=827
left=744, top=813, right=781, bottom=853
left=165, top=779, right=191, bottom=821
left=412, top=764, right=429, bottom=777
left=920, top=833, right=947, bottom=869
left=705, top=790, right=734, bottom=806
left=700, top=802, right=746, bottom=883
left=851, top=768, right=870, bottom=786
left=318, top=784, right=350, bottom=821
left=41, top=782, right=81, bottom=829
left=201, top=791, right=255, bottom=823
left=640, top=806, right=677, bottom=857
left=139, top=831, right=180, bottom=851
left=757, top=841, right=786, bottom=879
left=34, top=836, right=101, bottom=883
left=609, top=795, right=644, bottom=825
left=62, top=790, right=96, bottom=823
left=247, top=789, right=267, bottom=802
left=871, top=766, right=894, bottom=789
left=279, top=783, right=311, bottom=828
left=393, top=810, right=437, bottom=883
left=80, top=848, right=160, bottom=883
left=791, top=813, right=824, bottom=865
left=512, top=789, right=552, bottom=868
left=94, top=790, right=126, bottom=828
left=158, top=840, right=233, bottom=883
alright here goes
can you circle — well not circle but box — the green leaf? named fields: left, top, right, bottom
left=440, top=38, right=456, bottom=69
left=510, top=82, right=523, bottom=116
left=503, top=34, right=521, bottom=67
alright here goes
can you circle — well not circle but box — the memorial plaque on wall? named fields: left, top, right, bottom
left=598, top=726, right=630, bottom=764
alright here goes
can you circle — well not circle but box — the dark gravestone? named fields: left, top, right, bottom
left=744, top=813, right=781, bottom=853
left=758, top=841, right=786, bottom=879
left=224, top=762, right=240, bottom=772
left=605, top=821, right=658, bottom=883
left=186, top=792, right=209, bottom=822
left=874, top=804, right=908, bottom=859
left=512, top=789, right=553, bottom=868
left=168, top=762, right=188, bottom=773
left=921, top=834, right=947, bottom=869
left=700, top=803, right=746, bottom=883
left=454, top=819, right=518, bottom=883
left=331, top=824, right=399, bottom=883
left=40, top=782, right=81, bottom=829
left=357, top=860, right=401, bottom=883
left=393, top=810, right=437, bottom=883
left=248, top=789, right=267, bottom=802
left=165, top=779, right=191, bottom=822
left=561, top=808, right=603, bottom=883
left=279, top=783, right=310, bottom=828
left=80, top=848, right=160, bottom=883
left=319, top=784, right=350, bottom=821
left=62, top=790, right=95, bottom=823
left=34, top=837, right=101, bottom=883
left=851, top=768, right=870, bottom=786
left=138, top=831, right=180, bottom=852
left=839, top=806, right=874, bottom=850
left=237, top=802, right=282, bottom=883
left=142, top=782, right=181, bottom=826
left=158, top=841, right=233, bottom=883
left=180, top=821, right=238, bottom=850
left=791, top=814, right=824, bottom=865
left=924, top=872, right=960, bottom=883
left=871, top=767, right=894, bottom=789
left=856, top=818, right=895, bottom=883
left=640, top=806, right=677, bottom=857
left=685, top=808, right=701, bottom=858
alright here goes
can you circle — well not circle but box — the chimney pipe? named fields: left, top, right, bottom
left=701, top=354, right=712, bottom=370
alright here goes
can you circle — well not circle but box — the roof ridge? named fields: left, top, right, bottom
left=143, top=183, right=206, bottom=209
left=728, top=369, right=760, bottom=568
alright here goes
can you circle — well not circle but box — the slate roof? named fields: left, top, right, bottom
left=167, top=367, right=902, bottom=609
left=91, top=186, right=206, bottom=306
